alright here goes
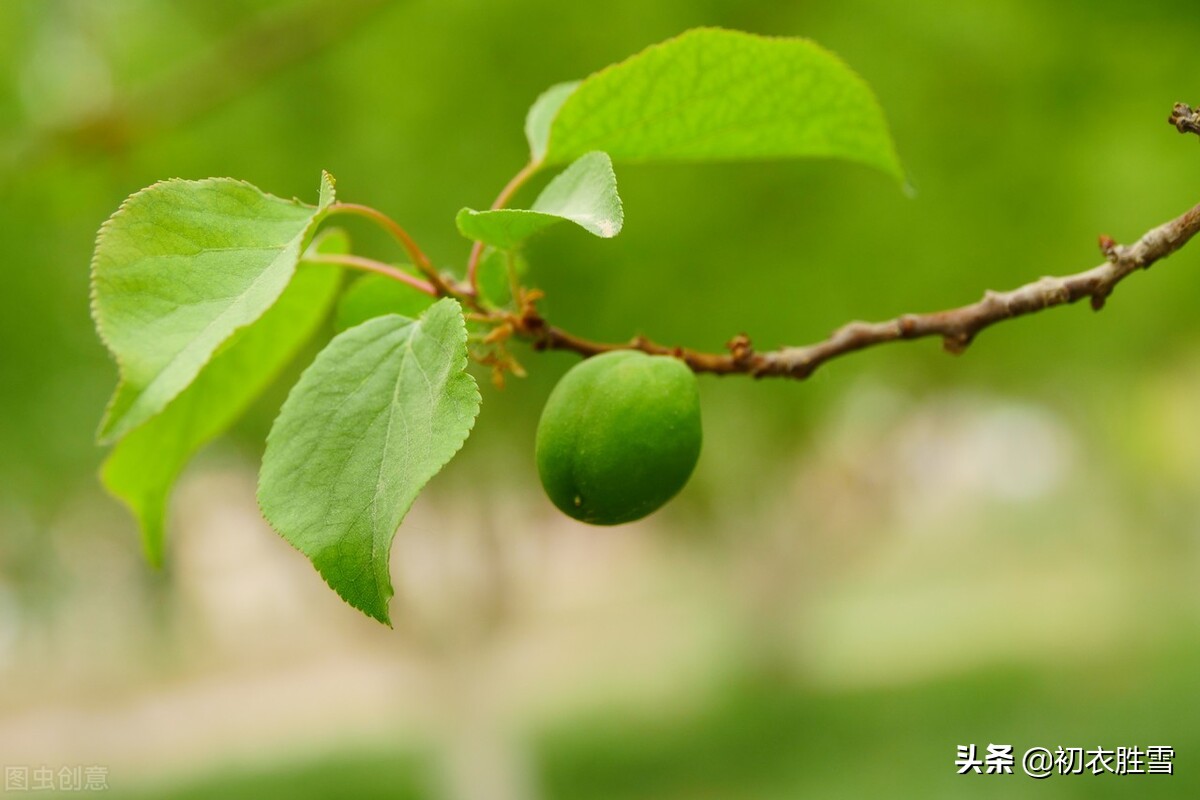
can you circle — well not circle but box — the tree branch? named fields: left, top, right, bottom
left=508, top=109, right=1200, bottom=380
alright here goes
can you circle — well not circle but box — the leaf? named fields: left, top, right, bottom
left=318, top=170, right=337, bottom=208
left=258, top=298, right=481, bottom=625
left=334, top=272, right=436, bottom=332
left=456, top=151, right=623, bottom=249
left=476, top=248, right=528, bottom=308
left=539, top=28, right=903, bottom=181
left=100, top=230, right=347, bottom=566
left=92, top=172, right=336, bottom=444
left=525, top=81, right=580, bottom=163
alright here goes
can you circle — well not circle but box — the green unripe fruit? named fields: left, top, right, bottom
left=535, top=350, right=702, bottom=525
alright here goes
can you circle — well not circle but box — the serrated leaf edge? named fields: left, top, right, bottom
left=256, top=299, right=481, bottom=626
left=92, top=174, right=336, bottom=445
left=98, top=251, right=344, bottom=568
left=541, top=27, right=904, bottom=179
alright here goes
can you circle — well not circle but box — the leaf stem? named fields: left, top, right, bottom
left=305, top=253, right=438, bottom=296
left=504, top=250, right=522, bottom=306
left=328, top=202, right=434, bottom=269
left=466, top=160, right=539, bottom=292
left=493, top=160, right=541, bottom=210
left=326, top=202, right=470, bottom=300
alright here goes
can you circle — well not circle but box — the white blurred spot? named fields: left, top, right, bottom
left=0, top=583, right=21, bottom=668
left=895, top=396, right=1075, bottom=509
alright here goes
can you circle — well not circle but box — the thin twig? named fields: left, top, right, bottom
left=328, top=203, right=433, bottom=271
left=325, top=202, right=474, bottom=303
left=305, top=254, right=437, bottom=296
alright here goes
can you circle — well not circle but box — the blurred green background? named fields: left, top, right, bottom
left=1, top=0, right=1198, bottom=797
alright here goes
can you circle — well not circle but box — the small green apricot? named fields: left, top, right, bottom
left=535, top=350, right=702, bottom=525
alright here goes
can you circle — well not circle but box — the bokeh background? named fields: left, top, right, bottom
left=2, top=1, right=1198, bottom=797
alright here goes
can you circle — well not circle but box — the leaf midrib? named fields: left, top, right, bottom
left=106, top=214, right=318, bottom=439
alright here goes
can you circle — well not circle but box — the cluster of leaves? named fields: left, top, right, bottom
left=91, top=28, right=902, bottom=624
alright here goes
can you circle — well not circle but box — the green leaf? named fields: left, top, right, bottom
left=100, top=230, right=347, bottom=566
left=540, top=28, right=903, bottom=181
left=476, top=248, right=528, bottom=308
left=258, top=298, right=481, bottom=625
left=334, top=272, right=436, bottom=332
left=456, top=151, right=623, bottom=249
left=525, top=81, right=580, bottom=163
left=92, top=173, right=336, bottom=444
left=318, top=170, right=337, bottom=208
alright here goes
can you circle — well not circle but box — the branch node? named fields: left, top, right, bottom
left=1099, top=234, right=1119, bottom=262
left=981, top=290, right=1010, bottom=315
left=1168, top=102, right=1200, bottom=138
left=942, top=332, right=973, bottom=355
left=726, top=333, right=755, bottom=365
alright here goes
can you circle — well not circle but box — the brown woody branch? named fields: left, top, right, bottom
left=1169, top=103, right=1200, bottom=137
left=503, top=107, right=1200, bottom=380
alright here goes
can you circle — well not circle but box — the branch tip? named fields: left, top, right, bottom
left=1168, top=102, right=1200, bottom=138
